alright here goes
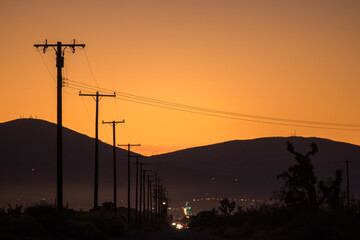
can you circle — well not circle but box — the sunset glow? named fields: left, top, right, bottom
left=1, top=0, right=360, bottom=155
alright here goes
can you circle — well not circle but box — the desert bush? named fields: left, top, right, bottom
left=24, top=204, right=69, bottom=232
left=62, top=221, right=104, bottom=239
left=0, top=214, right=46, bottom=237
left=75, top=211, right=128, bottom=237
left=190, top=205, right=360, bottom=240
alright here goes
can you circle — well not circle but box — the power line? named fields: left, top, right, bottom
left=65, top=79, right=360, bottom=128
left=83, top=48, right=101, bottom=88
left=37, top=51, right=360, bottom=130
left=65, top=80, right=360, bottom=132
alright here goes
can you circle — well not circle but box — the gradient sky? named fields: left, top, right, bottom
left=1, top=0, right=360, bottom=155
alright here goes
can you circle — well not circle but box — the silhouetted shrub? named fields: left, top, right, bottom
left=6, top=203, right=22, bottom=215
left=75, top=211, right=128, bottom=237
left=22, top=204, right=127, bottom=238
left=189, top=205, right=360, bottom=239
left=218, top=198, right=236, bottom=215
left=277, top=142, right=344, bottom=211
left=24, top=204, right=68, bottom=232
left=0, top=214, right=47, bottom=237
left=63, top=221, right=104, bottom=239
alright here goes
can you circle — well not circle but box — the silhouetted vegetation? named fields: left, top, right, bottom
left=0, top=204, right=128, bottom=239
left=218, top=198, right=236, bottom=215
left=189, top=142, right=360, bottom=239
left=190, top=203, right=360, bottom=239
left=276, top=142, right=344, bottom=211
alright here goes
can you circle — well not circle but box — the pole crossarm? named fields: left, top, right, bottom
left=34, top=39, right=85, bottom=53
left=79, top=91, right=116, bottom=99
left=102, top=120, right=125, bottom=125
left=118, top=144, right=141, bottom=147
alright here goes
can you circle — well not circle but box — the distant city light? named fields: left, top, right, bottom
left=183, top=206, right=192, bottom=216
left=176, top=223, right=183, bottom=229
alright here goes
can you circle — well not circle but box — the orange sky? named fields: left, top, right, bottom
left=1, top=0, right=360, bottom=155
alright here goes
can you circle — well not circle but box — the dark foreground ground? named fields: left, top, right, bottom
left=118, top=229, right=231, bottom=240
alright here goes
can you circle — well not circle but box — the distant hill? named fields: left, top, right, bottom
left=1, top=119, right=360, bottom=211
left=148, top=137, right=360, bottom=204
left=0, top=119, right=130, bottom=210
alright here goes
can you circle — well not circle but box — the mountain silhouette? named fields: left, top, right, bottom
left=1, top=119, right=359, bottom=211
left=148, top=137, right=360, bottom=204
left=0, top=118, right=130, bottom=210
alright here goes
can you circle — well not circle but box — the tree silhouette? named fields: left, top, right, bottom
left=218, top=198, right=235, bottom=215
left=277, top=142, right=343, bottom=210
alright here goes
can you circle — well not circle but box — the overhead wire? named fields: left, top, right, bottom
left=83, top=48, right=101, bottom=88
left=37, top=50, right=360, bottom=133
left=36, top=49, right=56, bottom=82
left=65, top=79, right=360, bottom=131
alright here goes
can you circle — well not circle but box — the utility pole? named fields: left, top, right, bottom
left=131, top=155, right=144, bottom=224
left=154, top=171, right=158, bottom=224
left=34, top=40, right=85, bottom=209
left=79, top=91, right=116, bottom=210
left=345, top=160, right=351, bottom=206
left=139, top=165, right=150, bottom=224
left=139, top=163, right=143, bottom=224
left=158, top=184, right=162, bottom=223
left=102, top=120, right=125, bottom=213
left=134, top=156, right=140, bottom=223
left=156, top=177, right=165, bottom=224
left=118, top=144, right=140, bottom=224
left=149, top=177, right=153, bottom=224
left=143, top=170, right=153, bottom=223
left=146, top=174, right=152, bottom=223
left=142, top=169, right=148, bottom=223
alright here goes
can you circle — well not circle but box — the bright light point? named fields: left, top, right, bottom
left=176, top=224, right=183, bottom=229
left=162, top=201, right=166, bottom=205
left=172, top=222, right=176, bottom=226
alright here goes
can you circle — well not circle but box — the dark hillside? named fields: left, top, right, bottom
left=1, top=119, right=360, bottom=212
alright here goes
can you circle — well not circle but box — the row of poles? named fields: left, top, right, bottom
left=34, top=40, right=169, bottom=224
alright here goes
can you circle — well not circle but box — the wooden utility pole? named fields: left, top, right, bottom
left=79, top=91, right=116, bottom=210
left=135, top=156, right=140, bottom=223
left=102, top=120, right=125, bottom=213
left=130, top=155, right=144, bottom=223
left=118, top=144, right=140, bottom=224
left=139, top=163, right=143, bottom=224
left=34, top=40, right=85, bottom=209
left=138, top=165, right=150, bottom=224
left=149, top=177, right=153, bottom=224
left=345, top=160, right=351, bottom=206
left=154, top=171, right=158, bottom=224
left=146, top=174, right=153, bottom=223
